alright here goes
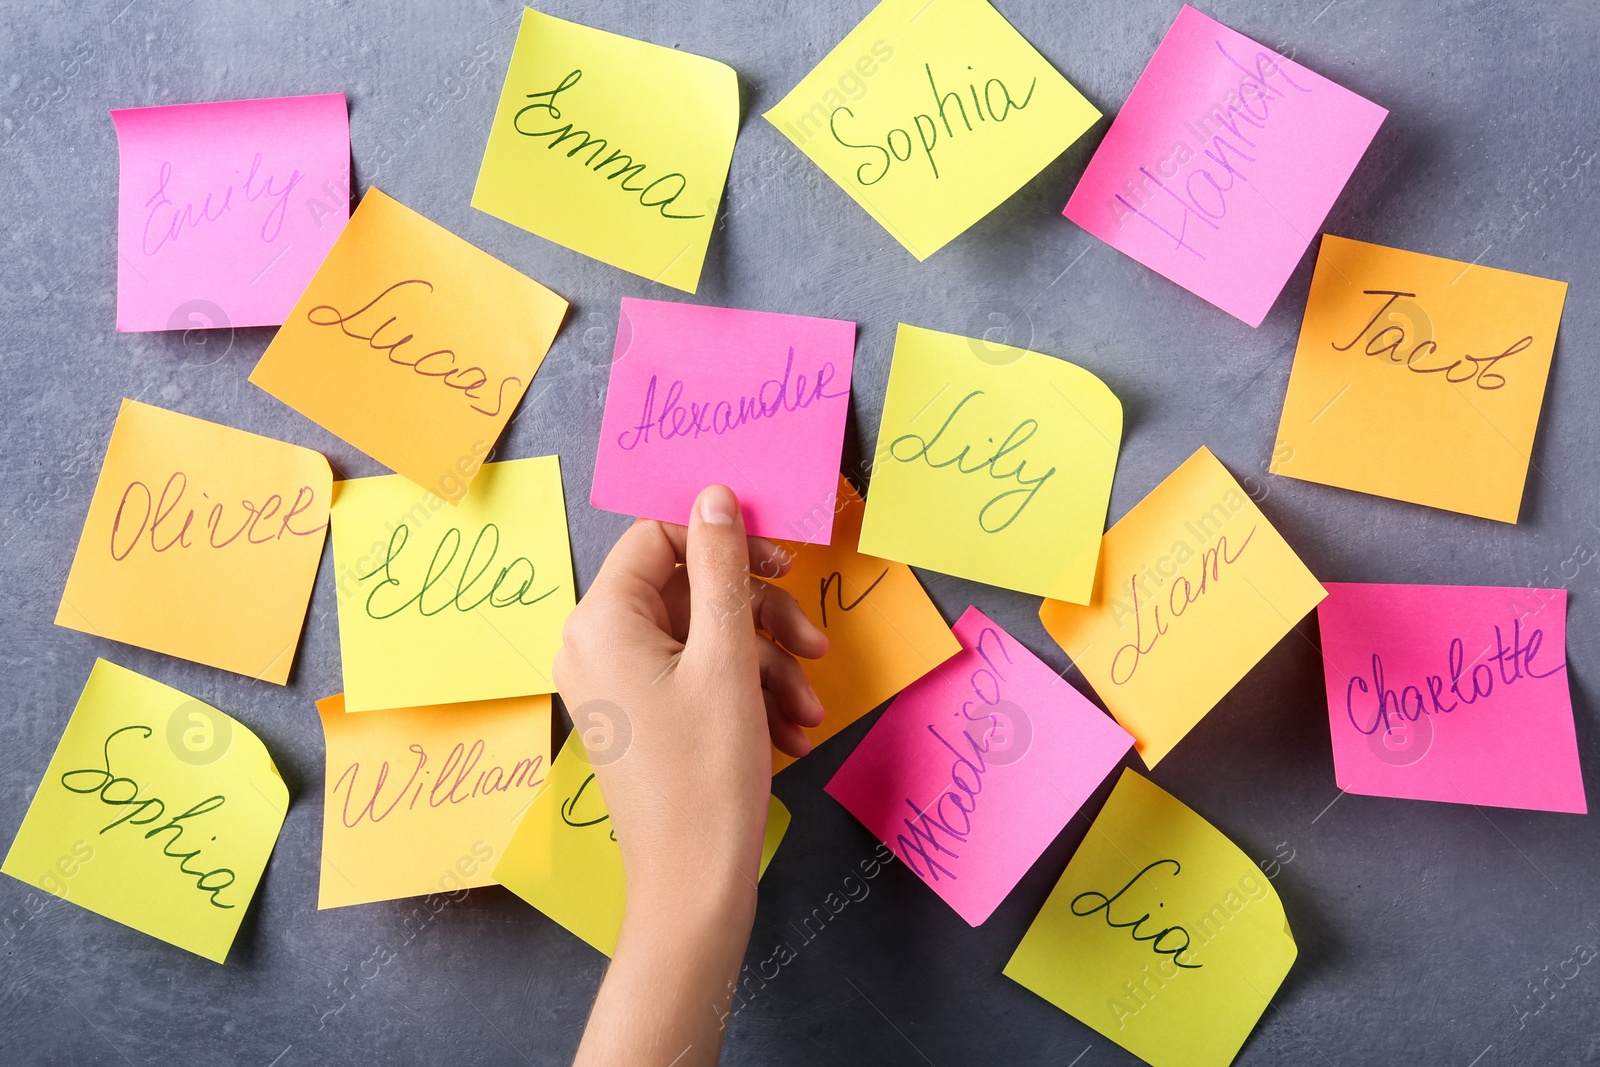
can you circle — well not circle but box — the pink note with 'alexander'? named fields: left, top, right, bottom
left=1319, top=583, right=1586, bottom=814
left=591, top=298, right=856, bottom=544
left=826, top=607, right=1134, bottom=926
left=111, top=94, right=350, bottom=332
left=1063, top=5, right=1386, bottom=327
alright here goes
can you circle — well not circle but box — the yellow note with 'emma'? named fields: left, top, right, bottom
left=494, top=737, right=790, bottom=956
left=2, top=660, right=289, bottom=963
left=316, top=692, right=551, bottom=909
left=1274, top=235, right=1568, bottom=523
left=764, top=0, right=1100, bottom=260
left=56, top=399, right=330, bottom=685
left=472, top=8, right=737, bottom=293
left=1039, top=447, right=1325, bottom=767
left=1005, top=769, right=1296, bottom=1067
left=858, top=324, right=1122, bottom=602
left=329, top=456, right=576, bottom=712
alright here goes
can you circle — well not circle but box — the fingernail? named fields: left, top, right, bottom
left=699, top=485, right=738, bottom=526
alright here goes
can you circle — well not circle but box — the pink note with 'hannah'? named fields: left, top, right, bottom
left=111, top=94, right=350, bottom=332
left=826, top=607, right=1134, bottom=926
left=1063, top=5, right=1386, bottom=327
left=1318, top=583, right=1586, bottom=814
left=591, top=298, right=856, bottom=544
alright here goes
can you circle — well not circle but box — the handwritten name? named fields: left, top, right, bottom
left=1071, top=859, right=1202, bottom=970
left=1109, top=527, right=1256, bottom=684
left=1331, top=289, right=1530, bottom=391
left=110, top=471, right=326, bottom=561
left=143, top=153, right=303, bottom=256
left=561, top=772, right=616, bottom=842
left=358, top=522, right=558, bottom=620
left=332, top=740, right=546, bottom=827
left=819, top=567, right=888, bottom=627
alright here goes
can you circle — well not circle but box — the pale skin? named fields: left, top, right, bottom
left=556, top=484, right=828, bottom=1067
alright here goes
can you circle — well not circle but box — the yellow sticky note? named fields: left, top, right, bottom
left=493, top=737, right=790, bottom=956
left=1005, top=769, right=1296, bottom=1067
left=858, top=324, right=1122, bottom=601
left=764, top=0, right=1100, bottom=260
left=56, top=399, right=329, bottom=684
left=328, top=456, right=576, bottom=711
left=770, top=476, right=960, bottom=771
left=250, top=188, right=568, bottom=503
left=1274, top=235, right=1567, bottom=523
left=316, top=692, right=551, bottom=908
left=2, top=660, right=289, bottom=963
left=472, top=8, right=737, bottom=292
left=1039, top=447, right=1325, bottom=767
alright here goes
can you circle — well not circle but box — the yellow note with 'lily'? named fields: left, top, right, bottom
left=2, top=660, right=289, bottom=963
left=769, top=475, right=960, bottom=771
left=316, top=692, right=551, bottom=908
left=493, top=736, right=790, bottom=956
left=56, top=399, right=330, bottom=684
left=858, top=324, right=1122, bottom=602
left=250, top=188, right=568, bottom=504
left=1274, top=235, right=1567, bottom=523
left=329, top=456, right=576, bottom=711
left=764, top=0, right=1100, bottom=260
left=1005, top=769, right=1296, bottom=1067
left=472, top=8, right=737, bottom=292
left=1039, top=447, right=1325, bottom=767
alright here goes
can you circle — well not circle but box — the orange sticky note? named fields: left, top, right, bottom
left=316, top=693, right=551, bottom=909
left=1039, top=448, right=1325, bottom=767
left=1274, top=235, right=1567, bottom=522
left=250, top=188, right=568, bottom=503
left=56, top=400, right=330, bottom=684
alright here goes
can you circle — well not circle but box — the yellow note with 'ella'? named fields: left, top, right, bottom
left=56, top=399, right=329, bottom=684
left=1274, top=235, right=1567, bottom=523
left=2, top=660, right=289, bottom=963
left=329, top=456, right=576, bottom=711
left=858, top=324, right=1122, bottom=602
left=472, top=8, right=737, bottom=293
left=316, top=692, right=551, bottom=909
left=250, top=188, right=568, bottom=504
left=1005, top=769, right=1296, bottom=1067
left=769, top=475, right=960, bottom=771
left=494, top=736, right=790, bottom=956
left=764, top=0, right=1100, bottom=260
left=1039, top=447, right=1325, bottom=767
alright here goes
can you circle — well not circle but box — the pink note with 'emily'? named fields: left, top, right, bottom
left=1318, top=583, right=1586, bottom=814
left=1063, top=5, right=1386, bottom=327
left=591, top=298, right=856, bottom=544
left=826, top=607, right=1134, bottom=925
left=111, top=94, right=350, bottom=332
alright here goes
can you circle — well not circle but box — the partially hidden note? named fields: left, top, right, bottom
left=56, top=399, right=330, bottom=685
left=1039, top=447, right=1325, bottom=767
left=250, top=188, right=568, bottom=503
left=316, top=692, right=553, bottom=908
left=1, top=660, right=289, bottom=963
left=112, top=93, right=350, bottom=332
left=591, top=298, right=857, bottom=543
left=858, top=323, right=1121, bottom=601
left=329, top=456, right=576, bottom=711
left=1063, top=5, right=1387, bottom=326
left=826, top=607, right=1133, bottom=926
left=1004, top=768, right=1296, bottom=1067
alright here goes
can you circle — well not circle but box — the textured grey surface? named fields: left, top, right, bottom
left=2, top=0, right=1598, bottom=1064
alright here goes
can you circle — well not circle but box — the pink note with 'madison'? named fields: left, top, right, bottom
left=1063, top=5, right=1386, bottom=327
left=111, top=93, right=350, bottom=332
left=825, top=607, right=1134, bottom=926
left=591, top=298, right=856, bottom=544
left=1318, top=583, right=1586, bottom=814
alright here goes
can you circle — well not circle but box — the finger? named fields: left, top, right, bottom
left=684, top=485, right=759, bottom=665
left=659, top=567, right=691, bottom=642
left=750, top=581, right=828, bottom=660
left=650, top=520, right=792, bottom=583
left=765, top=690, right=814, bottom=759
left=758, top=635, right=824, bottom=727
left=585, top=518, right=684, bottom=625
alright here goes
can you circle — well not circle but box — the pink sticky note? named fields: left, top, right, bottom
left=111, top=94, right=350, bottom=332
left=591, top=298, right=856, bottom=543
left=1318, top=583, right=1586, bottom=814
left=1063, top=5, right=1387, bottom=326
left=826, top=607, right=1134, bottom=925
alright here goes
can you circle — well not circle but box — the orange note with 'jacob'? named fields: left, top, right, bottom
left=56, top=400, right=330, bottom=684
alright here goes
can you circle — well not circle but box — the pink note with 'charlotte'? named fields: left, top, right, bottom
left=592, top=298, right=856, bottom=544
left=111, top=94, right=350, bottom=332
left=1319, top=583, right=1586, bottom=814
left=1063, top=5, right=1386, bottom=327
left=826, top=607, right=1134, bottom=926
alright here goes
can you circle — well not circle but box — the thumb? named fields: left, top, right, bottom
left=685, top=484, right=757, bottom=664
